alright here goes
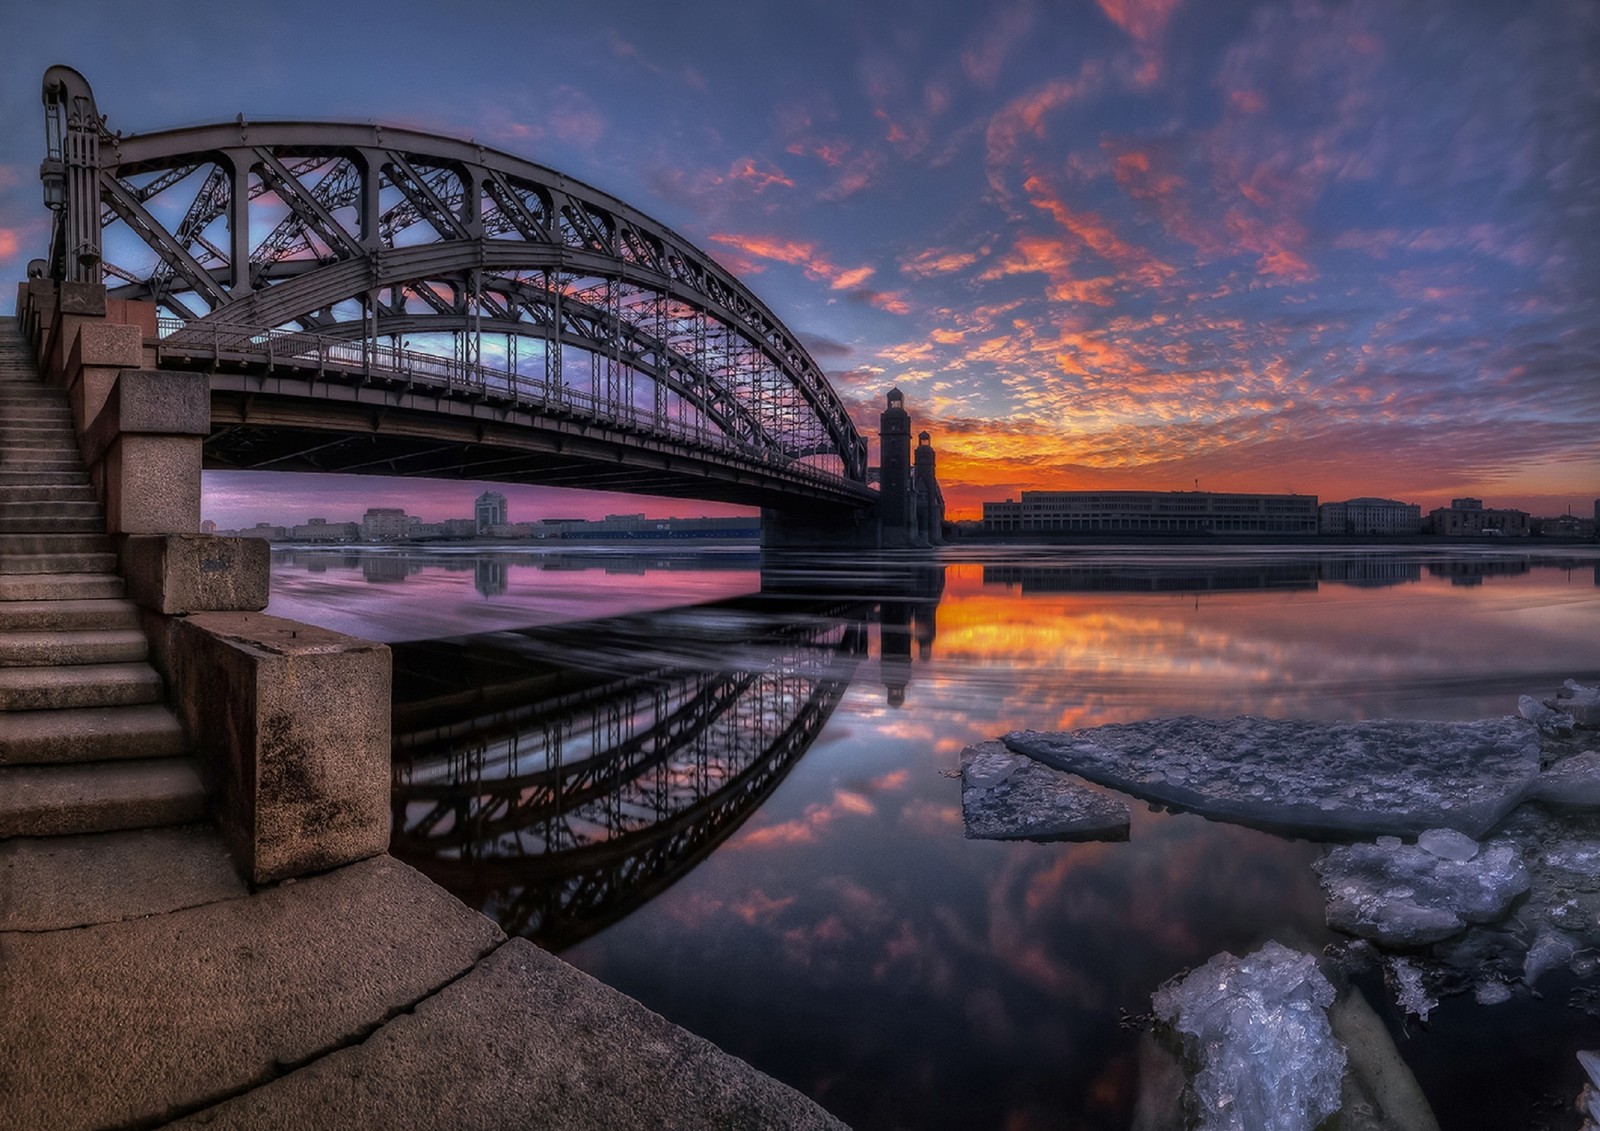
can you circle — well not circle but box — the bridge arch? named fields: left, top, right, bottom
left=42, top=70, right=868, bottom=487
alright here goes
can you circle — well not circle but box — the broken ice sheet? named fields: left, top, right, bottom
left=1005, top=715, right=1542, bottom=839
left=959, top=741, right=1129, bottom=842
left=1314, top=833, right=1530, bottom=947
left=1152, top=941, right=1345, bottom=1131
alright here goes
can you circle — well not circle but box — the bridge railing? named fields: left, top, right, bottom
left=153, top=318, right=863, bottom=494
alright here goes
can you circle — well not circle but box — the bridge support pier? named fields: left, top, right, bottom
left=760, top=504, right=881, bottom=551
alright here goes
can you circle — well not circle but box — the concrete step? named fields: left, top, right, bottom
left=0, top=534, right=112, bottom=556
left=0, top=500, right=104, bottom=522
left=0, top=484, right=99, bottom=504
left=0, top=521, right=108, bottom=543
left=0, top=454, right=85, bottom=470
left=0, top=825, right=244, bottom=931
left=0, top=662, right=163, bottom=710
left=0, top=552, right=118, bottom=575
left=0, top=703, right=186, bottom=766
left=0, top=516, right=105, bottom=535
left=0, top=573, right=125, bottom=601
left=0, top=757, right=207, bottom=838
left=0, top=629, right=148, bottom=668
left=0, top=403, right=70, bottom=417
left=0, top=597, right=139, bottom=632
left=0, top=469, right=90, bottom=486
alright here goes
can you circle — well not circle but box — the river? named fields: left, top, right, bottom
left=266, top=542, right=1600, bottom=1130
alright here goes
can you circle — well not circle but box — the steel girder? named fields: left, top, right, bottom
left=69, top=116, right=867, bottom=482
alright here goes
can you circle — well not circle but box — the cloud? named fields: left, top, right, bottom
left=709, top=232, right=879, bottom=294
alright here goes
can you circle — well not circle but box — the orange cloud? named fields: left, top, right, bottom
left=708, top=232, right=876, bottom=293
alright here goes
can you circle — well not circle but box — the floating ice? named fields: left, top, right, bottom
left=1523, top=931, right=1579, bottom=986
left=1417, top=828, right=1478, bottom=863
left=1521, top=694, right=1575, bottom=737
left=1528, top=751, right=1600, bottom=808
left=1004, top=716, right=1543, bottom=839
left=1472, top=979, right=1512, bottom=1005
left=1314, top=834, right=1529, bottom=946
left=1388, top=958, right=1438, bottom=1021
left=959, top=741, right=1129, bottom=842
left=1556, top=681, right=1600, bottom=729
left=1151, top=941, right=1345, bottom=1131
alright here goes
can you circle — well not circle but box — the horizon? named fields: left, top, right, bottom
left=199, top=469, right=1597, bottom=532
left=5, top=1, right=1596, bottom=524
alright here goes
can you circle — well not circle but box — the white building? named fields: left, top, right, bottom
left=475, top=491, right=509, bottom=535
left=1318, top=497, right=1422, bottom=536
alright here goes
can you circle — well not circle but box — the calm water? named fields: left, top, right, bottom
left=269, top=543, right=1600, bottom=1130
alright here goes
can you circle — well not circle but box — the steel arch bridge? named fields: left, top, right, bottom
left=38, top=67, right=871, bottom=509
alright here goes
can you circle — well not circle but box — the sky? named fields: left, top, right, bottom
left=2, top=0, right=1596, bottom=524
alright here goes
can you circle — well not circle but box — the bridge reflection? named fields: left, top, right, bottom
left=390, top=596, right=868, bottom=949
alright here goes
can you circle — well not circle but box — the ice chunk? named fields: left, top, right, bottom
left=1151, top=941, right=1345, bottom=1131
left=1314, top=837, right=1529, bottom=946
left=1557, top=681, right=1600, bottom=729
left=1388, top=958, right=1437, bottom=1021
left=959, top=741, right=1130, bottom=842
left=1521, top=694, right=1575, bottom=736
left=1004, top=715, right=1542, bottom=839
left=1473, top=979, right=1512, bottom=1005
left=1523, top=930, right=1578, bottom=985
left=1418, top=827, right=1478, bottom=862
left=1529, top=751, right=1600, bottom=808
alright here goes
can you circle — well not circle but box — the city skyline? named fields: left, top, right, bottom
left=3, top=0, right=1596, bottom=522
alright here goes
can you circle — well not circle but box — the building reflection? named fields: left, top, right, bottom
left=474, top=558, right=508, bottom=598
left=389, top=596, right=869, bottom=949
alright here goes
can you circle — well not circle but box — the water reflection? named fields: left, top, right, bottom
left=285, top=544, right=1600, bottom=1130
left=390, top=596, right=869, bottom=947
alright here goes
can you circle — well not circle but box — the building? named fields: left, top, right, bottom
left=1318, top=497, right=1422, bottom=536
left=981, top=491, right=1319, bottom=536
left=1428, top=498, right=1529, bottom=537
left=290, top=517, right=359, bottom=542
left=475, top=491, right=508, bottom=535
left=360, top=507, right=410, bottom=541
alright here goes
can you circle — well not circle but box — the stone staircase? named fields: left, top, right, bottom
left=0, top=317, right=207, bottom=845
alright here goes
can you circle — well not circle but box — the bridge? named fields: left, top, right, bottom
left=29, top=66, right=954, bottom=545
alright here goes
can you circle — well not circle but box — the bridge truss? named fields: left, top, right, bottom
left=39, top=67, right=867, bottom=485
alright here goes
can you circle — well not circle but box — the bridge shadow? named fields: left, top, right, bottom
left=389, top=587, right=879, bottom=950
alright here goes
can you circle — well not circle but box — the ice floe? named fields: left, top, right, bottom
left=1004, top=715, right=1544, bottom=839
left=959, top=740, right=1129, bottom=841
left=1151, top=941, right=1345, bottom=1131
left=1314, top=831, right=1530, bottom=946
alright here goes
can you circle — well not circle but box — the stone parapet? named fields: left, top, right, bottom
left=65, top=321, right=144, bottom=435
left=119, top=534, right=270, bottom=616
left=161, top=612, right=392, bottom=884
left=82, top=369, right=209, bottom=535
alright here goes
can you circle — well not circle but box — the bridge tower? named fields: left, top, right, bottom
left=878, top=389, right=914, bottom=547
left=912, top=430, right=945, bottom=546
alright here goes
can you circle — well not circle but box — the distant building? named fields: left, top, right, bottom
left=1533, top=514, right=1597, bottom=539
left=1428, top=498, right=1528, bottom=537
left=1318, top=498, right=1422, bottom=536
left=240, top=522, right=287, bottom=540
left=475, top=491, right=508, bottom=535
left=200, top=519, right=218, bottom=534
left=981, top=491, right=1318, bottom=536
left=291, top=517, right=359, bottom=542
left=360, top=507, right=410, bottom=541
